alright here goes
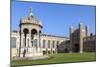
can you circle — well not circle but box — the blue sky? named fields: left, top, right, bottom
left=12, top=1, right=96, bottom=37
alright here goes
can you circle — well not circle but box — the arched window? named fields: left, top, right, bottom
left=11, top=37, right=16, bottom=48
left=48, top=40, right=50, bottom=48
left=57, top=41, right=59, bottom=45
left=43, top=40, right=45, bottom=48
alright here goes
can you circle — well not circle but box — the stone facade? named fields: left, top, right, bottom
left=11, top=31, right=67, bottom=58
left=83, top=35, right=96, bottom=52
left=69, top=23, right=96, bottom=53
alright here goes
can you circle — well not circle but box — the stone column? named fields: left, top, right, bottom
left=55, top=41, right=57, bottom=54
left=79, top=23, right=83, bottom=53
left=69, top=26, right=74, bottom=53
left=29, top=30, right=32, bottom=56
left=29, top=30, right=31, bottom=48
left=46, top=40, right=48, bottom=54
left=18, top=31, right=21, bottom=57
left=37, top=31, right=40, bottom=55
left=51, top=41, right=53, bottom=55
left=26, top=34, right=29, bottom=57
left=20, top=33, right=24, bottom=57
left=39, top=32, right=42, bottom=55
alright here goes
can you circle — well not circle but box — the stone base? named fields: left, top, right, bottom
left=80, top=50, right=83, bottom=53
left=19, top=52, right=43, bottom=58
left=12, top=55, right=49, bottom=60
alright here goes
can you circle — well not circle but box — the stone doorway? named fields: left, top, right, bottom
left=74, top=44, right=80, bottom=52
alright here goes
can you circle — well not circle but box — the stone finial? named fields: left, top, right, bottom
left=29, top=7, right=33, bottom=16
left=79, top=22, right=82, bottom=26
left=78, top=19, right=83, bottom=31
left=70, top=26, right=73, bottom=29
left=78, top=19, right=83, bottom=27
left=70, top=26, right=74, bottom=34
left=85, top=25, right=89, bottom=36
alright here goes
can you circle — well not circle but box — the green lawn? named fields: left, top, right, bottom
left=11, top=53, right=96, bottom=67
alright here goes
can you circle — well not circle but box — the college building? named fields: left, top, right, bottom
left=11, top=8, right=96, bottom=58
left=58, top=23, right=96, bottom=53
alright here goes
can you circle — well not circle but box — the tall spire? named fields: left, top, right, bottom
left=29, top=7, right=33, bottom=16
